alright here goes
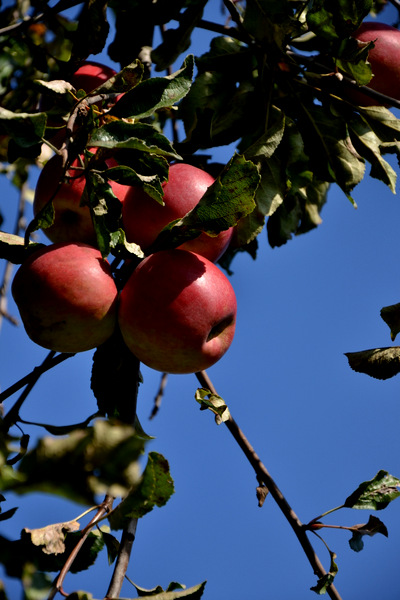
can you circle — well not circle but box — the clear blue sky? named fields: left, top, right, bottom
left=1, top=2, right=400, bottom=599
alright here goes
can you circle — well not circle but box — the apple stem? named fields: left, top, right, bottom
left=195, top=370, right=343, bottom=600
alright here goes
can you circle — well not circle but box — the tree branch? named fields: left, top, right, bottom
left=48, top=494, right=114, bottom=600
left=195, top=370, right=343, bottom=600
left=0, top=352, right=74, bottom=405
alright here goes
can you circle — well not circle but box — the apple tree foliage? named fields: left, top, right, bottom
left=1, top=0, right=400, bottom=598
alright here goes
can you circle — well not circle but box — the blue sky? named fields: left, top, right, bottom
left=2, top=2, right=400, bottom=599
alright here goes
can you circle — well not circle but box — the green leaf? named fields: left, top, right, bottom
left=310, top=549, right=338, bottom=595
left=4, top=420, right=144, bottom=505
left=108, top=452, right=174, bottom=530
left=151, top=3, right=206, bottom=70
left=195, top=388, right=230, bottom=425
left=109, top=55, right=194, bottom=118
left=148, top=154, right=259, bottom=253
left=380, top=303, right=400, bottom=341
left=90, top=121, right=181, bottom=161
left=91, top=330, right=143, bottom=422
left=348, top=515, right=388, bottom=552
left=345, top=347, right=400, bottom=380
left=129, top=581, right=207, bottom=600
left=72, top=0, right=110, bottom=58
left=307, top=0, right=372, bottom=40
left=344, top=470, right=400, bottom=510
left=0, top=108, right=46, bottom=147
left=0, top=231, right=43, bottom=264
left=348, top=115, right=397, bottom=192
left=100, top=530, right=120, bottom=565
left=302, top=104, right=365, bottom=199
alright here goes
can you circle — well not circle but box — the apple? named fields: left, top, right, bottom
left=118, top=248, right=237, bottom=374
left=121, top=163, right=234, bottom=263
left=12, top=242, right=118, bottom=353
left=71, top=61, right=117, bottom=94
left=33, top=152, right=128, bottom=245
left=349, top=22, right=400, bottom=106
left=44, top=61, right=119, bottom=147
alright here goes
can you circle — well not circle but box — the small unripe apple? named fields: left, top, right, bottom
left=12, top=242, right=118, bottom=353
left=349, top=22, right=400, bottom=106
left=118, top=249, right=237, bottom=374
left=33, top=152, right=128, bottom=245
left=121, top=163, right=234, bottom=263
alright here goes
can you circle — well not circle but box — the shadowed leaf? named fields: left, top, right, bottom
left=345, top=347, right=400, bottom=379
left=349, top=515, right=388, bottom=552
left=380, top=304, right=400, bottom=341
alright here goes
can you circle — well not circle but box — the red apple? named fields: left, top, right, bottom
left=12, top=242, right=118, bottom=353
left=44, top=61, right=119, bottom=147
left=71, top=61, right=117, bottom=94
left=118, top=249, right=237, bottom=374
left=121, top=163, right=234, bottom=262
left=349, top=22, right=400, bottom=106
left=33, top=152, right=128, bottom=245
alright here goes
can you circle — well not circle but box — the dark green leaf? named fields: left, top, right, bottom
left=0, top=231, right=43, bottom=264
left=344, top=470, right=400, bottom=510
left=4, top=420, right=145, bottom=505
left=108, top=452, right=174, bottom=530
left=310, top=549, right=338, bottom=595
left=109, top=55, right=194, bottom=119
left=151, top=2, right=206, bottom=70
left=100, top=530, right=120, bottom=565
left=90, top=121, right=181, bottom=161
left=72, top=0, right=109, bottom=58
left=345, top=347, right=400, bottom=380
left=91, top=330, right=143, bottom=422
left=307, top=0, right=372, bottom=40
left=0, top=507, right=18, bottom=522
left=148, top=154, right=259, bottom=253
left=380, top=303, right=400, bottom=341
left=0, top=108, right=46, bottom=148
left=349, top=515, right=388, bottom=552
left=130, top=581, right=207, bottom=600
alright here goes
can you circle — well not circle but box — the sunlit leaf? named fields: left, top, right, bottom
left=195, top=388, right=230, bottom=425
left=344, top=470, right=400, bottom=510
left=110, top=55, right=194, bottom=118
left=108, top=452, right=174, bottom=530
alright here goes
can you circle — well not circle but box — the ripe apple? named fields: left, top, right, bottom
left=71, top=61, right=117, bottom=94
left=121, top=163, right=234, bottom=263
left=33, top=152, right=128, bottom=245
left=12, top=242, right=118, bottom=353
left=44, top=61, right=119, bottom=147
left=118, top=249, right=237, bottom=374
left=349, top=22, right=400, bottom=106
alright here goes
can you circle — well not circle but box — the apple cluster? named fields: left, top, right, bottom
left=12, top=63, right=237, bottom=374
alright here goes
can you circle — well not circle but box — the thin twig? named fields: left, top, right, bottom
left=104, top=518, right=138, bottom=599
left=48, top=494, right=114, bottom=600
left=0, top=0, right=84, bottom=36
left=149, top=372, right=168, bottom=420
left=195, top=370, right=343, bottom=600
left=103, top=354, right=142, bottom=598
left=0, top=352, right=74, bottom=404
